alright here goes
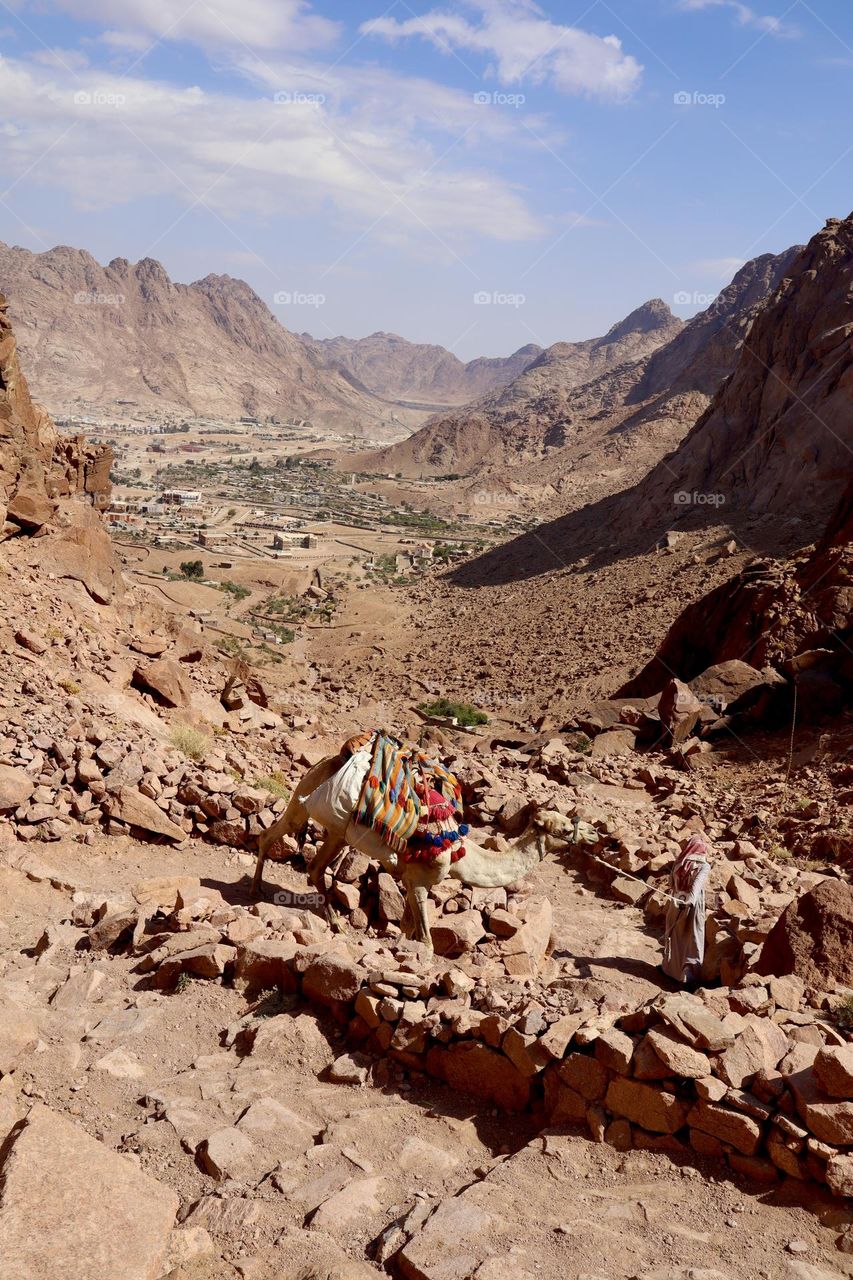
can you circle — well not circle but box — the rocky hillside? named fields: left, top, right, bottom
left=303, top=331, right=542, bottom=406
left=364, top=299, right=684, bottom=476
left=618, top=479, right=853, bottom=702
left=625, top=215, right=853, bottom=535
left=0, top=243, right=413, bottom=438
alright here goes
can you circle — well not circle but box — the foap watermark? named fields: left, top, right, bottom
left=473, top=90, right=525, bottom=109
left=473, top=290, right=525, bottom=308
left=674, top=290, right=719, bottom=307
left=472, top=489, right=521, bottom=508
left=673, top=490, right=726, bottom=508
left=274, top=290, right=326, bottom=308
left=274, top=90, right=326, bottom=107
left=673, top=90, right=725, bottom=109
left=467, top=685, right=525, bottom=711
left=274, top=889, right=326, bottom=908
left=74, top=290, right=125, bottom=306
left=74, top=89, right=126, bottom=108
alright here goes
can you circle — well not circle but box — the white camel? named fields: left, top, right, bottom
left=252, top=750, right=599, bottom=950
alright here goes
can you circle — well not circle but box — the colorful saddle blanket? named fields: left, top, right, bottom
left=344, top=729, right=466, bottom=860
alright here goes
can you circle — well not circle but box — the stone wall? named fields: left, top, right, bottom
left=97, top=876, right=853, bottom=1203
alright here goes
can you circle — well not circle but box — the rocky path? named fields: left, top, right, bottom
left=2, top=833, right=851, bottom=1280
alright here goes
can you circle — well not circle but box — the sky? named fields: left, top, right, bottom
left=0, top=0, right=851, bottom=358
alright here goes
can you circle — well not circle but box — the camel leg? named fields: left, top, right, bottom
left=251, top=753, right=343, bottom=895
left=403, top=875, right=434, bottom=952
left=309, top=831, right=346, bottom=931
left=252, top=811, right=290, bottom=894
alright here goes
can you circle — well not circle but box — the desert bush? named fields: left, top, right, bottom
left=254, top=773, right=289, bottom=800
left=418, top=697, right=488, bottom=727
left=170, top=722, right=211, bottom=761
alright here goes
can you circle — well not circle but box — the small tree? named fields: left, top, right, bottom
left=180, top=560, right=204, bottom=580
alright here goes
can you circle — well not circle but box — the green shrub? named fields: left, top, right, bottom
left=418, top=698, right=488, bottom=727
left=219, top=580, right=251, bottom=601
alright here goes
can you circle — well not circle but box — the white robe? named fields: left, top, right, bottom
left=662, top=860, right=710, bottom=984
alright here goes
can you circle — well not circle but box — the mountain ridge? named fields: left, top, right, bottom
left=0, top=242, right=415, bottom=439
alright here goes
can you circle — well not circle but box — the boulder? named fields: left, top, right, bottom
left=432, top=910, right=486, bottom=957
left=6, top=490, right=55, bottom=530
left=0, top=1103, right=177, bottom=1279
left=234, top=938, right=299, bottom=991
left=557, top=1053, right=607, bottom=1102
left=645, top=1027, right=710, bottom=1078
left=827, top=1153, right=853, bottom=1198
left=657, top=678, right=704, bottom=746
left=604, top=1078, right=688, bottom=1134
left=236, top=1098, right=317, bottom=1150
left=688, top=660, right=769, bottom=712
left=109, top=788, right=185, bottom=842
left=310, top=1176, right=385, bottom=1235
left=132, top=658, right=193, bottom=709
left=813, top=1045, right=853, bottom=1099
left=0, top=765, right=34, bottom=812
left=426, top=1042, right=530, bottom=1111
left=35, top=523, right=123, bottom=605
left=302, top=954, right=364, bottom=1006
left=686, top=1100, right=762, bottom=1155
left=500, top=896, right=552, bottom=975
left=789, top=1067, right=853, bottom=1145
left=595, top=1027, right=635, bottom=1074
left=197, top=1126, right=255, bottom=1181
left=590, top=728, right=637, bottom=758
left=717, top=1019, right=789, bottom=1089
left=656, top=995, right=734, bottom=1051
left=756, top=880, right=853, bottom=986
left=377, top=872, right=406, bottom=923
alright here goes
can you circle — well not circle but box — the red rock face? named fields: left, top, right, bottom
left=0, top=291, right=113, bottom=533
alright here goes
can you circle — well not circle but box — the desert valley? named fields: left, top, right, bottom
left=1, top=4, right=853, bottom=1280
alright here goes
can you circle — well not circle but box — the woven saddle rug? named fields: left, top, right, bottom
left=343, top=729, right=467, bottom=863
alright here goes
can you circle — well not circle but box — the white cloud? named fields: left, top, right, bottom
left=693, top=255, right=747, bottom=276
left=0, top=53, right=543, bottom=246
left=361, top=0, right=643, bottom=101
left=41, top=0, right=340, bottom=54
left=678, top=0, right=800, bottom=39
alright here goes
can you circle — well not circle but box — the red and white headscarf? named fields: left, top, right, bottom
left=672, top=832, right=711, bottom=894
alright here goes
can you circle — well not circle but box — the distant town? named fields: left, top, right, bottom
left=55, top=407, right=532, bottom=663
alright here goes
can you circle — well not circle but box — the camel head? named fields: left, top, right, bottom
left=528, top=808, right=601, bottom=853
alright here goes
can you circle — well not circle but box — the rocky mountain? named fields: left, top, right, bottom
left=0, top=243, right=414, bottom=439
left=631, top=249, right=802, bottom=403
left=365, top=298, right=684, bottom=476
left=626, top=215, right=853, bottom=535
left=302, top=331, right=543, bottom=407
